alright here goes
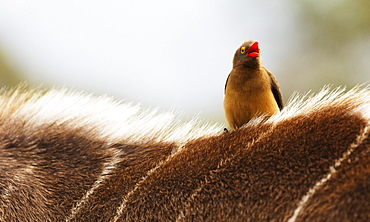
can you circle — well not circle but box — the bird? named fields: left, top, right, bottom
left=223, top=40, right=283, bottom=130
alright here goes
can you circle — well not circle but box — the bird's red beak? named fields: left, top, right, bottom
left=247, top=41, right=260, bottom=57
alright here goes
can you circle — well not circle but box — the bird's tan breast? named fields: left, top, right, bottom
left=223, top=69, right=279, bottom=129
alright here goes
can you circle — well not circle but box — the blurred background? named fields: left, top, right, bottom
left=0, top=0, right=369, bottom=125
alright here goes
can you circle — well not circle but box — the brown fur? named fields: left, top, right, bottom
left=0, top=86, right=369, bottom=221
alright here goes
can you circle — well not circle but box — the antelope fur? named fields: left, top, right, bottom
left=0, top=85, right=370, bottom=221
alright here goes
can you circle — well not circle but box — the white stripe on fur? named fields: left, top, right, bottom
left=287, top=124, right=370, bottom=222
left=176, top=123, right=278, bottom=221
left=111, top=143, right=187, bottom=222
left=65, top=148, right=123, bottom=222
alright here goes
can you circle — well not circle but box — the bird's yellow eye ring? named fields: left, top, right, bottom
left=240, top=47, right=246, bottom=54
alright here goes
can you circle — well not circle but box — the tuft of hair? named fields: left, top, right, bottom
left=278, top=85, right=370, bottom=121
left=0, top=85, right=223, bottom=146
left=242, top=85, right=370, bottom=126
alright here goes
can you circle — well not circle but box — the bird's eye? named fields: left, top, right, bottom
left=240, top=47, right=246, bottom=54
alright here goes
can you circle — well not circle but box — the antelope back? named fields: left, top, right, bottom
left=0, top=86, right=369, bottom=221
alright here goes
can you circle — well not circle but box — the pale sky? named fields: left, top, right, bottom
left=0, top=1, right=301, bottom=123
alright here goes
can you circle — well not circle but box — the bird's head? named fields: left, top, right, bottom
left=232, top=40, right=261, bottom=68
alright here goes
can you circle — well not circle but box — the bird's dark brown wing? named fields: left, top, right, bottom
left=265, top=68, right=284, bottom=110
left=224, top=74, right=230, bottom=93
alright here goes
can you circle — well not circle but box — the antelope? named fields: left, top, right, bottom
left=0, top=85, right=369, bottom=221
